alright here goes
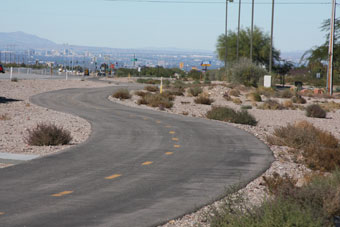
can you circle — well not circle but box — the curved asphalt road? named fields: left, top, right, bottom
left=0, top=84, right=273, bottom=227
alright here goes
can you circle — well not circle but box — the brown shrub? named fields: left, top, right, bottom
left=320, top=101, right=340, bottom=112
left=258, top=99, right=284, bottom=110
left=232, top=98, right=242, bottom=105
left=247, top=92, right=262, bottom=102
left=228, top=89, right=241, bottom=97
left=26, top=123, right=72, bottom=146
left=112, top=89, right=131, bottom=99
left=283, top=100, right=294, bottom=109
left=306, top=104, right=326, bottom=118
left=262, top=172, right=297, bottom=196
left=291, top=95, right=307, bottom=104
left=194, top=96, right=214, bottom=105
left=134, top=90, right=147, bottom=97
left=145, top=85, right=159, bottom=92
left=138, top=93, right=173, bottom=108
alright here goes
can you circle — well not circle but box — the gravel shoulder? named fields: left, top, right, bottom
left=109, top=83, right=340, bottom=227
left=0, top=79, right=114, bottom=165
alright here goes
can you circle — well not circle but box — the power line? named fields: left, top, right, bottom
left=105, top=0, right=332, bottom=5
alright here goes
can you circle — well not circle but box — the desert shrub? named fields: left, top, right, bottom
left=167, top=88, right=184, bottom=96
left=226, top=58, right=267, bottom=87
left=26, top=123, right=72, bottom=146
left=138, top=93, right=173, bottom=108
left=112, top=89, right=131, bottom=99
left=277, top=89, right=294, bottom=98
left=172, top=80, right=187, bottom=89
left=11, top=77, right=18, bottom=82
left=241, top=105, right=252, bottom=110
left=258, top=99, right=284, bottom=110
left=291, top=95, right=307, bottom=104
left=228, top=89, right=241, bottom=97
left=232, top=98, right=242, bottom=105
left=223, top=92, right=232, bottom=101
left=188, top=87, right=203, bottom=97
left=0, top=114, right=11, bottom=120
left=283, top=100, right=294, bottom=109
left=267, top=121, right=340, bottom=171
left=320, top=101, right=340, bottom=112
left=134, top=90, right=147, bottom=97
left=262, top=172, right=297, bottom=196
left=144, top=85, right=159, bottom=92
left=306, top=104, right=327, bottom=118
left=206, top=107, right=257, bottom=126
left=194, top=96, right=214, bottom=105
left=256, top=86, right=276, bottom=97
left=136, top=78, right=160, bottom=84
left=247, top=92, right=262, bottom=102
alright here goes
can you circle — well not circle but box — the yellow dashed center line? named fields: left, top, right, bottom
left=51, top=191, right=73, bottom=197
left=169, top=131, right=175, bottom=134
left=0, top=212, right=5, bottom=215
left=105, top=174, right=122, bottom=180
left=174, top=145, right=181, bottom=148
left=165, top=152, right=174, bottom=155
left=142, top=161, right=153, bottom=166
left=172, top=137, right=179, bottom=141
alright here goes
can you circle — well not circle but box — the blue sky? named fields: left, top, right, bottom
left=0, top=0, right=334, bottom=52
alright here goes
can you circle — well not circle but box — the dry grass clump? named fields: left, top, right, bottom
left=277, top=89, right=294, bottom=98
left=306, top=104, right=327, bottom=118
left=320, top=101, right=340, bottom=112
left=206, top=106, right=257, bottom=126
left=134, top=90, right=148, bottom=97
left=188, top=87, right=203, bottom=97
left=247, top=92, right=262, bottom=102
left=137, top=93, right=173, bottom=109
left=228, top=89, right=241, bottom=97
left=144, top=85, right=159, bottom=92
left=256, top=86, right=276, bottom=97
left=0, top=114, right=11, bottom=121
left=267, top=121, right=340, bottom=171
left=291, top=94, right=307, bottom=104
left=262, top=172, right=297, bottom=196
left=283, top=100, right=295, bottom=109
left=167, top=88, right=185, bottom=96
left=232, top=98, right=242, bottom=105
left=25, top=123, right=72, bottom=146
left=258, top=99, right=284, bottom=110
left=194, top=95, right=214, bottom=105
left=11, top=77, right=18, bottom=82
left=112, top=89, right=131, bottom=99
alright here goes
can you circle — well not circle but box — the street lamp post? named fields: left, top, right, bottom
left=327, top=0, right=336, bottom=95
left=237, top=0, right=241, bottom=60
left=269, top=0, right=275, bottom=73
left=250, top=0, right=255, bottom=62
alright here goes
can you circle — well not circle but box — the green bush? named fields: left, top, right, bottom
left=248, top=92, right=262, bottom=102
left=136, top=78, right=160, bottom=84
left=227, top=58, right=267, bottom=87
left=241, top=105, right=252, bottom=110
left=26, top=123, right=72, bottom=146
left=206, top=106, right=257, bottom=126
left=306, top=104, right=326, bottom=118
left=188, top=87, right=203, bottom=97
left=112, top=89, right=131, bottom=99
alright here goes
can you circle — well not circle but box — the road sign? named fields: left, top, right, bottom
left=179, top=62, right=184, bottom=69
left=201, top=61, right=211, bottom=67
left=131, top=58, right=138, bottom=62
left=110, top=64, right=115, bottom=69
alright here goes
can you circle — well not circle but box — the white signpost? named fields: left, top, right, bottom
left=264, top=75, right=272, bottom=88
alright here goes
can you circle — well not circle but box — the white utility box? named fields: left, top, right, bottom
left=264, top=75, right=272, bottom=88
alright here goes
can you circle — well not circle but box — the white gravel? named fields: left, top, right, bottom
left=109, top=83, right=340, bottom=227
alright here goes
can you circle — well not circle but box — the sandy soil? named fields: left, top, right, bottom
left=0, top=79, right=114, bottom=163
left=109, top=83, right=340, bottom=227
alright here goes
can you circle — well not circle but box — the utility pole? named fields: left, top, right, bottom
left=224, top=0, right=229, bottom=76
left=327, top=0, right=336, bottom=95
left=269, top=0, right=275, bottom=73
left=237, top=0, right=241, bottom=60
left=250, top=0, right=255, bottom=62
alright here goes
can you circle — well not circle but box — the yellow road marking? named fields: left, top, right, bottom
left=174, top=145, right=181, bottom=148
left=105, top=174, right=122, bottom=180
left=165, top=152, right=174, bottom=155
left=51, top=191, right=73, bottom=197
left=156, top=120, right=161, bottom=124
left=169, top=131, right=175, bottom=134
left=172, top=137, right=179, bottom=141
left=165, top=125, right=172, bottom=128
left=0, top=212, right=5, bottom=215
left=142, top=161, right=153, bottom=166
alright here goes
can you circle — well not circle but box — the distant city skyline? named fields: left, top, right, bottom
left=1, top=0, right=334, bottom=53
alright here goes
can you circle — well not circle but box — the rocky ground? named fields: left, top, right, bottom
left=109, top=82, right=340, bottom=227
left=0, top=78, right=113, bottom=167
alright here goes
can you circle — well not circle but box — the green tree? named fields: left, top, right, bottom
left=216, top=26, right=281, bottom=69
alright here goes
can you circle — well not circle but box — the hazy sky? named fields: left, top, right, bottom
left=0, top=0, right=335, bottom=52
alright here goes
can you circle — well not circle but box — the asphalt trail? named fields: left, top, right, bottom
left=0, top=85, right=273, bottom=227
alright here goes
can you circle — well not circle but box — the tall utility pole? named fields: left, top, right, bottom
left=327, top=0, right=336, bottom=95
left=224, top=0, right=229, bottom=75
left=250, top=0, right=255, bottom=62
left=237, top=0, right=241, bottom=60
left=269, top=0, right=275, bottom=73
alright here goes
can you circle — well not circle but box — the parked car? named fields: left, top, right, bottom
left=0, top=64, right=5, bottom=73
